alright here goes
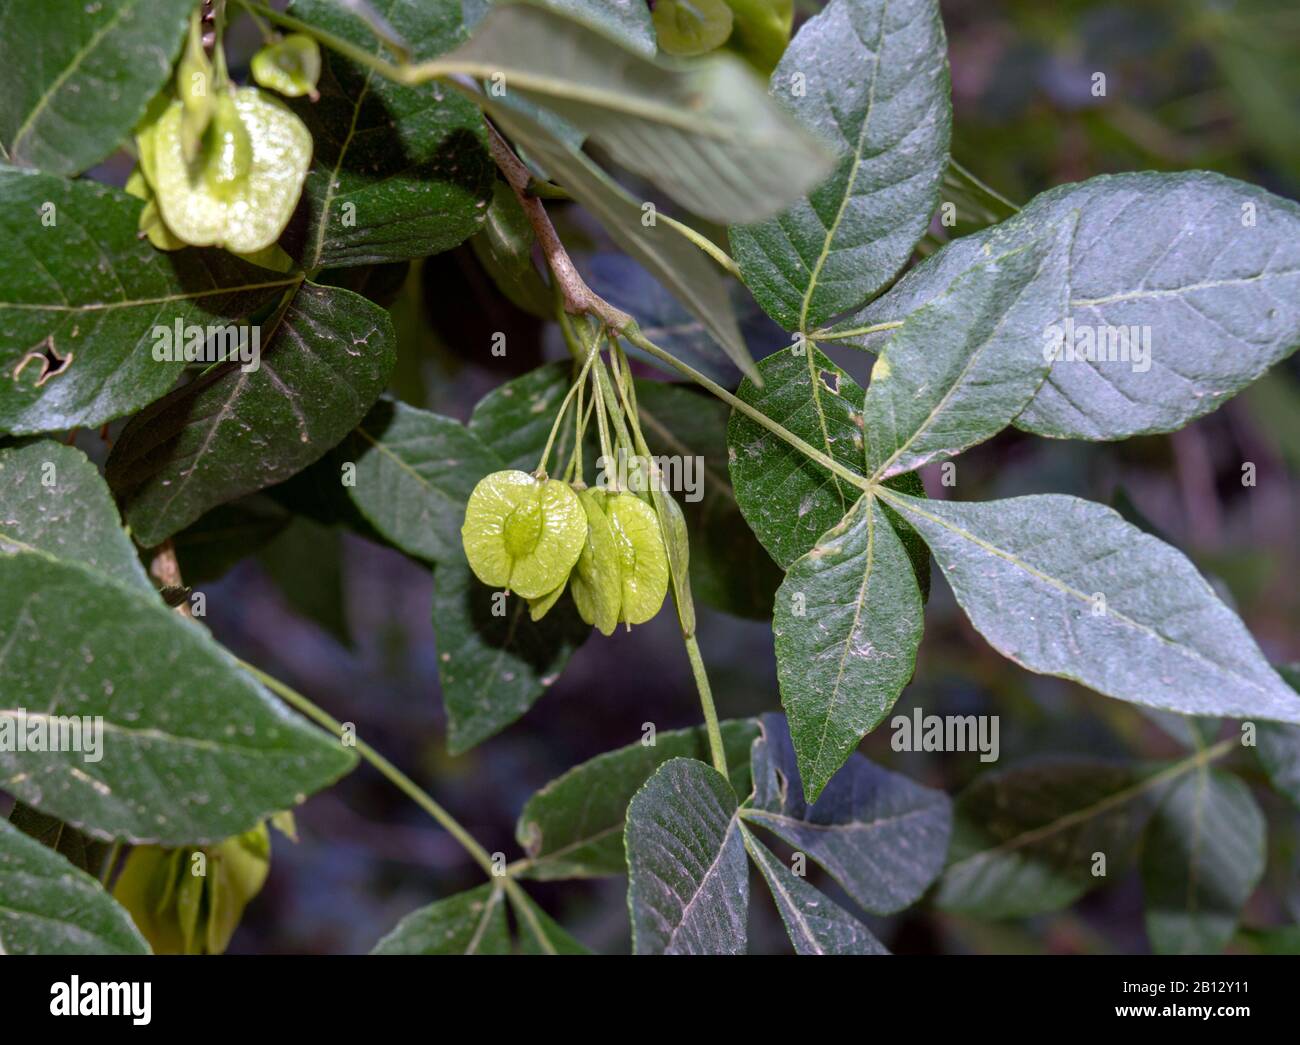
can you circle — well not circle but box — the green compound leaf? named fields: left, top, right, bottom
left=882, top=491, right=1300, bottom=724
left=1142, top=768, right=1265, bottom=955
left=432, top=558, right=590, bottom=754
left=744, top=713, right=951, bottom=913
left=839, top=172, right=1300, bottom=440
left=625, top=757, right=748, bottom=955
left=0, top=819, right=149, bottom=955
left=371, top=882, right=511, bottom=954
left=937, top=759, right=1167, bottom=918
left=773, top=495, right=923, bottom=801
left=730, top=0, right=951, bottom=331
left=0, top=0, right=193, bottom=176
left=286, top=0, right=494, bottom=268
left=515, top=719, right=759, bottom=880
left=449, top=3, right=832, bottom=225
left=0, top=167, right=297, bottom=435
left=106, top=282, right=396, bottom=548
left=742, top=824, right=887, bottom=955
left=726, top=345, right=925, bottom=570
left=862, top=221, right=1073, bottom=480
left=510, top=890, right=593, bottom=954
left=341, top=399, right=502, bottom=565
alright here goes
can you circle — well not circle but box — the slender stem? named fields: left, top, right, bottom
left=622, top=326, right=871, bottom=493
left=812, top=319, right=904, bottom=343
left=99, top=841, right=121, bottom=887
left=685, top=635, right=728, bottom=778
left=487, top=124, right=632, bottom=329
left=536, top=341, right=598, bottom=474
left=234, top=657, right=500, bottom=880
left=656, top=214, right=742, bottom=279
left=950, top=159, right=1021, bottom=213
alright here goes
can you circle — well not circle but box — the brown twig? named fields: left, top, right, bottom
left=484, top=122, right=631, bottom=331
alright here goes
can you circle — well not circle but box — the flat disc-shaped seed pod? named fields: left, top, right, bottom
left=606, top=493, right=670, bottom=626
left=151, top=87, right=312, bottom=253
left=569, top=488, right=622, bottom=636
left=125, top=168, right=185, bottom=251
left=528, top=582, right=566, bottom=622
left=251, top=34, right=322, bottom=99
left=461, top=470, right=586, bottom=599
left=655, top=0, right=734, bottom=56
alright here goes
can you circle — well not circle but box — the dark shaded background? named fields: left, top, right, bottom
left=56, top=0, right=1300, bottom=954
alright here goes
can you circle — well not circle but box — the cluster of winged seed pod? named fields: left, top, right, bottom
left=461, top=470, right=670, bottom=634
left=126, top=14, right=316, bottom=257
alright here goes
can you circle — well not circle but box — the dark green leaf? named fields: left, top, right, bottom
left=0, top=818, right=148, bottom=954
left=1142, top=768, right=1265, bottom=954
left=370, top=882, right=510, bottom=954
left=882, top=491, right=1300, bottom=724
left=0, top=441, right=150, bottom=591
left=450, top=3, right=832, bottom=224
left=433, top=559, right=590, bottom=754
left=468, top=361, right=584, bottom=473
left=0, top=550, right=357, bottom=844
left=469, top=180, right=553, bottom=318
left=286, top=0, right=494, bottom=268
left=515, top=719, right=759, bottom=879
left=0, top=0, right=192, bottom=176
left=625, top=757, right=747, bottom=954
left=726, top=345, right=921, bottom=568
left=256, top=517, right=351, bottom=644
left=1256, top=664, right=1300, bottom=810
left=937, top=759, right=1166, bottom=917
left=745, top=713, right=950, bottom=913
left=107, top=281, right=396, bottom=547
left=0, top=168, right=296, bottom=435
left=8, top=803, right=109, bottom=878
left=343, top=399, right=501, bottom=564
left=730, top=0, right=951, bottom=331
left=742, top=825, right=887, bottom=955
left=773, top=495, right=923, bottom=800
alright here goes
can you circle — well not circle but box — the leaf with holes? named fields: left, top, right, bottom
left=0, top=168, right=297, bottom=435
left=730, top=0, right=951, bottom=331
left=106, top=281, right=396, bottom=547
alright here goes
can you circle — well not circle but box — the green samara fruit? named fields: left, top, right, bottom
left=606, top=493, right=670, bottom=626
left=462, top=470, right=586, bottom=599
left=251, top=34, right=322, bottom=100
left=177, top=9, right=214, bottom=160
left=150, top=86, right=312, bottom=253
left=654, top=0, right=734, bottom=57
left=527, top=582, right=567, bottom=622
left=724, top=0, right=793, bottom=74
left=569, top=488, right=622, bottom=636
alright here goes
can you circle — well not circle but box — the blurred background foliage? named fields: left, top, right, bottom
left=41, top=0, right=1300, bottom=954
